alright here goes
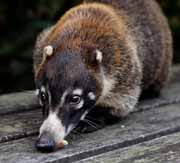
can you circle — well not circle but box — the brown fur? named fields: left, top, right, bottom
left=33, top=0, right=172, bottom=117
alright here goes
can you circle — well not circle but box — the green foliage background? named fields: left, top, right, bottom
left=0, top=0, right=179, bottom=94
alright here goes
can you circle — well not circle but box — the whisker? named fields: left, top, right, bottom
left=85, top=117, right=103, bottom=127
left=71, top=130, right=80, bottom=134
left=71, top=129, right=85, bottom=138
left=83, top=119, right=102, bottom=129
left=85, top=115, right=104, bottom=123
left=83, top=119, right=98, bottom=129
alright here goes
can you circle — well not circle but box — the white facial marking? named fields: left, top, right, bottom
left=41, top=86, right=46, bottom=93
left=43, top=45, right=53, bottom=57
left=39, top=112, right=65, bottom=143
left=80, top=110, right=89, bottom=120
left=88, top=92, right=96, bottom=100
left=96, top=49, right=103, bottom=62
left=60, top=90, right=68, bottom=107
left=75, top=100, right=84, bottom=109
left=47, top=89, right=52, bottom=107
left=66, top=124, right=74, bottom=135
left=35, top=89, right=40, bottom=96
left=73, top=89, right=83, bottom=96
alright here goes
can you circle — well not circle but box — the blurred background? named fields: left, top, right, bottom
left=0, top=0, right=179, bottom=94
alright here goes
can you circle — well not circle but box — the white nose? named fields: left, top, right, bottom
left=39, top=112, right=65, bottom=144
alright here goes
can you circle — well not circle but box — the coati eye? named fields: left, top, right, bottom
left=40, top=92, right=47, bottom=106
left=70, top=95, right=81, bottom=105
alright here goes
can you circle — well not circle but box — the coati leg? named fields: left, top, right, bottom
left=76, top=86, right=141, bottom=133
left=75, top=106, right=120, bottom=133
left=140, top=85, right=161, bottom=100
left=140, top=57, right=172, bottom=100
left=140, top=77, right=170, bottom=100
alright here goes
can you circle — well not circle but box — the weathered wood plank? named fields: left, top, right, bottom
left=0, top=110, right=41, bottom=143
left=1, top=102, right=180, bottom=163
left=77, top=132, right=180, bottom=163
left=0, top=91, right=39, bottom=115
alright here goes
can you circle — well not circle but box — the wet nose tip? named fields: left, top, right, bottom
left=35, top=133, right=55, bottom=152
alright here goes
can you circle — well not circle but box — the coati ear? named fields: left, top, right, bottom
left=85, top=48, right=103, bottom=68
left=43, top=45, right=54, bottom=59
left=95, top=49, right=103, bottom=63
left=42, top=45, right=54, bottom=64
left=34, top=45, right=54, bottom=79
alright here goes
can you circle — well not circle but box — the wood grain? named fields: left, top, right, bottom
left=0, top=91, right=39, bottom=115
left=77, top=132, right=180, bottom=163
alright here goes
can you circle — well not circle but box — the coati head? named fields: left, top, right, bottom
left=34, top=45, right=103, bottom=152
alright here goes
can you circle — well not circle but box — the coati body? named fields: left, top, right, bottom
left=33, top=0, right=172, bottom=152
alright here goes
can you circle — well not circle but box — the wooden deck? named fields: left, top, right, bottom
left=0, top=65, right=180, bottom=163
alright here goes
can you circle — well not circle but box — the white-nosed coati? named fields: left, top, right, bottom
left=33, top=0, right=172, bottom=152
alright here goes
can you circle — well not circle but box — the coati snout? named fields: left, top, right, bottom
left=35, top=48, right=102, bottom=151
left=33, top=0, right=172, bottom=152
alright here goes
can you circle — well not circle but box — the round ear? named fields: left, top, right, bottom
left=87, top=49, right=103, bottom=67
left=43, top=45, right=54, bottom=59
left=95, top=49, right=103, bottom=63
left=35, top=45, right=54, bottom=79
